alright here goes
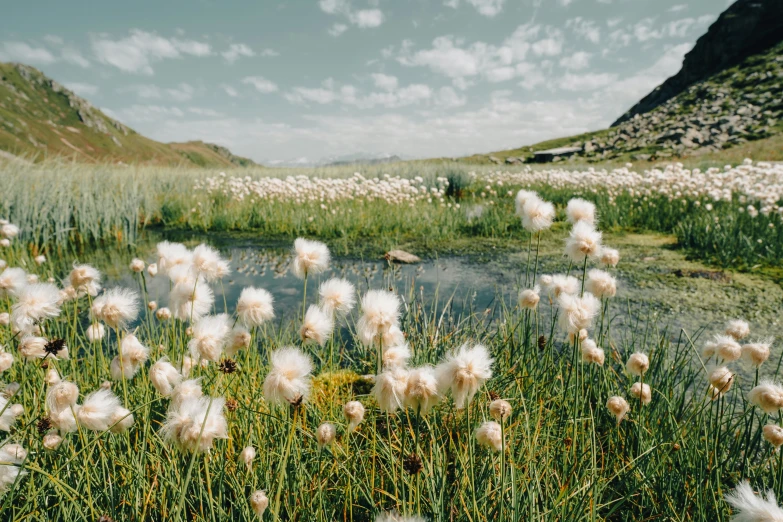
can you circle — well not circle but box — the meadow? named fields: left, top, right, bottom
left=0, top=159, right=782, bottom=520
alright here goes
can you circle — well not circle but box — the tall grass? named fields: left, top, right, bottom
left=0, top=227, right=778, bottom=520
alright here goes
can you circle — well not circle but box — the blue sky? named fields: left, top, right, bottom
left=0, top=0, right=730, bottom=164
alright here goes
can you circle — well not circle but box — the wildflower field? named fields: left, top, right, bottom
left=0, top=159, right=782, bottom=520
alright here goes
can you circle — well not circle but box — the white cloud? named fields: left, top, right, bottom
left=285, top=86, right=336, bottom=105
left=606, top=17, right=623, bottom=28
left=61, top=48, right=90, bottom=68
left=531, top=35, right=563, bottom=57
left=435, top=86, right=466, bottom=108
left=466, top=0, right=506, bottom=17
left=560, top=72, right=617, bottom=91
left=566, top=18, right=600, bottom=43
left=167, top=83, right=196, bottom=102
left=120, top=82, right=195, bottom=101
left=187, top=107, right=223, bottom=117
left=222, top=43, right=254, bottom=63
left=320, top=0, right=384, bottom=29
left=668, top=4, right=687, bottom=12
left=559, top=0, right=575, bottom=5
left=242, top=76, right=279, bottom=94
left=64, top=82, right=99, bottom=97
left=43, top=35, right=64, bottom=46
left=111, top=104, right=186, bottom=123
left=259, top=48, right=279, bottom=57
left=220, top=84, right=239, bottom=97
left=350, top=9, right=384, bottom=28
left=371, top=73, right=399, bottom=91
left=0, top=42, right=56, bottom=64
left=559, top=51, right=591, bottom=70
left=91, top=30, right=212, bottom=74
left=443, top=0, right=459, bottom=8
left=328, top=23, right=349, bottom=37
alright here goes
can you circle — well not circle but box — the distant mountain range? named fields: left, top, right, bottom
left=0, top=62, right=257, bottom=167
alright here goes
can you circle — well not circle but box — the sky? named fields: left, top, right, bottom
left=0, top=0, right=731, bottom=165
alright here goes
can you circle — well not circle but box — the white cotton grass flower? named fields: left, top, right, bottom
left=357, top=290, right=401, bottom=346
left=600, top=247, right=620, bottom=267
left=236, top=287, right=275, bottom=328
left=150, top=358, right=182, bottom=397
left=726, top=319, right=751, bottom=341
left=162, top=396, right=229, bottom=453
left=179, top=356, right=196, bottom=378
left=92, top=288, right=139, bottom=329
left=373, top=367, right=410, bottom=413
left=558, top=292, right=600, bottom=334
left=300, top=305, right=334, bottom=346
left=742, top=339, right=772, bottom=368
left=68, top=264, right=102, bottom=296
left=0, top=267, right=27, bottom=298
left=263, top=347, right=313, bottom=406
left=702, top=340, right=718, bottom=359
left=156, top=241, right=193, bottom=276
left=630, top=382, right=652, bottom=405
left=714, top=334, right=742, bottom=362
left=316, top=422, right=336, bottom=447
left=567, top=328, right=589, bottom=344
left=170, top=379, right=204, bottom=409
left=748, top=381, right=783, bottom=414
left=50, top=407, right=77, bottom=433
left=382, top=342, right=411, bottom=369
left=405, top=366, right=440, bottom=414
left=380, top=324, right=406, bottom=349
left=724, top=481, right=783, bottom=522
left=188, top=314, right=231, bottom=362
left=318, top=278, right=356, bottom=316
left=521, top=197, right=556, bottom=233
left=0, top=397, right=23, bottom=432
left=343, top=401, right=365, bottom=432
left=226, top=326, right=252, bottom=357
left=606, top=396, right=630, bottom=424
left=0, top=312, right=8, bottom=326
left=566, top=198, right=597, bottom=225
left=435, top=343, right=494, bottom=409
left=170, top=280, right=214, bottom=322
left=0, top=223, right=19, bottom=239
left=110, top=334, right=149, bottom=380
left=45, top=369, right=60, bottom=385
left=0, top=352, right=12, bottom=373
left=42, top=432, right=63, bottom=451
left=514, top=189, right=538, bottom=217
left=46, top=380, right=79, bottom=413
left=26, top=274, right=38, bottom=284
left=475, top=421, right=503, bottom=452
left=11, top=283, right=61, bottom=334
left=518, top=286, right=540, bottom=309
left=541, top=274, right=579, bottom=297
left=18, top=336, right=48, bottom=361
left=291, top=238, right=330, bottom=279
left=109, top=407, right=134, bottom=433
left=86, top=323, right=105, bottom=343
left=249, top=490, right=269, bottom=519
left=156, top=307, right=172, bottom=321
left=147, top=301, right=158, bottom=311
left=565, top=221, right=602, bottom=263
left=167, top=264, right=194, bottom=285
left=585, top=269, right=617, bottom=298
left=2, top=383, right=19, bottom=398
left=0, top=442, right=27, bottom=496
left=626, top=353, right=650, bottom=377
left=763, top=425, right=783, bottom=449
left=240, top=446, right=256, bottom=469
left=489, top=399, right=512, bottom=421
left=76, top=388, right=122, bottom=431
left=580, top=339, right=605, bottom=366
left=191, top=244, right=230, bottom=281
left=147, top=263, right=158, bottom=277
left=129, top=258, right=145, bottom=273
left=34, top=255, right=46, bottom=265
left=708, top=366, right=734, bottom=399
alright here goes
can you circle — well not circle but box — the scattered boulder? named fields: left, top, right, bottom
left=385, top=250, right=421, bottom=264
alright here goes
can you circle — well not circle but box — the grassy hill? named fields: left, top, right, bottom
left=0, top=62, right=257, bottom=167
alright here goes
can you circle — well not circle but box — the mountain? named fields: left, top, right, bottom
left=466, top=0, right=783, bottom=165
left=0, top=62, right=257, bottom=167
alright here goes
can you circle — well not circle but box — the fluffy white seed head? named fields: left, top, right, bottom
left=475, top=421, right=503, bottom=452
left=343, top=401, right=365, bottom=432
left=240, top=446, right=256, bottom=469
left=147, top=263, right=158, bottom=277
left=626, top=353, right=650, bottom=377
left=43, top=432, right=63, bottom=451
left=46, top=380, right=79, bottom=413
left=170, top=280, right=214, bottom=323
left=599, top=247, right=620, bottom=267
left=542, top=274, right=579, bottom=298
left=726, top=319, right=751, bottom=341
left=263, top=347, right=313, bottom=406
left=92, top=288, right=139, bottom=329
left=558, top=292, right=600, bottom=334
left=435, top=343, right=494, bottom=409
left=109, top=407, right=135, bottom=433
left=300, top=305, right=334, bottom=347
left=162, top=396, right=228, bottom=453
left=724, top=481, right=783, bottom=522
left=518, top=286, right=540, bottom=309
left=749, top=381, right=783, bottom=414
left=249, top=490, right=269, bottom=519
left=129, top=259, right=145, bottom=273
left=521, top=197, right=555, bottom=232
left=226, top=326, right=252, bottom=357
left=19, top=336, right=47, bottom=361
left=77, top=388, right=122, bottom=431
left=68, top=264, right=102, bottom=296
left=319, top=278, right=356, bottom=316
left=763, top=425, right=783, bottom=449
left=316, top=422, right=336, bottom=447
left=11, top=283, right=61, bottom=334
left=742, top=340, right=772, bottom=368
left=630, top=382, right=652, bottom=405
left=566, top=198, right=597, bottom=225
left=382, top=342, right=411, bottom=370
left=156, top=307, right=172, bottom=321
left=0, top=268, right=27, bottom=299
left=191, top=244, right=230, bottom=281
left=565, top=221, right=602, bottom=263
left=150, top=358, right=182, bottom=396
left=708, top=366, right=734, bottom=398
left=606, top=396, right=630, bottom=424
left=585, top=269, right=617, bottom=298
left=0, top=223, right=19, bottom=239
left=86, top=323, right=105, bottom=343
left=373, top=367, right=410, bottom=413
left=291, top=238, right=330, bottom=279
left=404, top=366, right=440, bottom=414
left=514, top=189, right=538, bottom=217
left=156, top=241, right=192, bottom=277
left=0, top=353, right=13, bottom=373
left=357, top=290, right=401, bottom=346
left=714, top=334, right=742, bottom=362
left=581, top=339, right=605, bottom=366
left=188, top=314, right=231, bottom=362
left=236, top=287, right=275, bottom=328
left=490, top=399, right=512, bottom=421
left=171, top=379, right=204, bottom=410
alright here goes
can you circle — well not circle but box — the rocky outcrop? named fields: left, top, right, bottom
left=613, top=0, right=783, bottom=126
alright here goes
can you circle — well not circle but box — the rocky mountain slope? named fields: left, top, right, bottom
left=0, top=62, right=257, bottom=167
